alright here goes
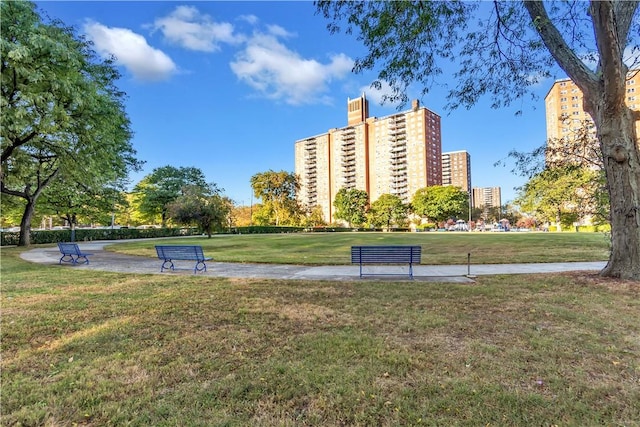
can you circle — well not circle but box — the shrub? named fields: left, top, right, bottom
left=0, top=227, right=199, bottom=246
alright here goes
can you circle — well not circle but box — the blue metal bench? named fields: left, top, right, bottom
left=57, top=242, right=93, bottom=265
left=155, top=245, right=212, bottom=274
left=351, top=245, right=422, bottom=279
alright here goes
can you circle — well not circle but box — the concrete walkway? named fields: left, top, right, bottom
left=20, top=241, right=607, bottom=283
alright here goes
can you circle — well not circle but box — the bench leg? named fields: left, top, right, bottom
left=76, top=255, right=90, bottom=265
left=160, top=259, right=175, bottom=272
left=194, top=261, right=207, bottom=274
left=59, top=254, right=76, bottom=264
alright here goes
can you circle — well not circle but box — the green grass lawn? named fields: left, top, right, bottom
left=2, top=242, right=638, bottom=426
left=105, top=231, right=611, bottom=265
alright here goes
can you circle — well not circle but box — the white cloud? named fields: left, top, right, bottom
left=84, top=21, right=176, bottom=81
left=238, top=15, right=259, bottom=25
left=360, top=80, right=402, bottom=107
left=152, top=6, right=242, bottom=52
left=230, top=32, right=354, bottom=105
left=266, top=24, right=293, bottom=38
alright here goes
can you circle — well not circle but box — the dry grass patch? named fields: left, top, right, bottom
left=2, top=249, right=639, bottom=426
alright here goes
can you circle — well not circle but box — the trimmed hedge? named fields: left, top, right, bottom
left=229, top=226, right=306, bottom=234
left=0, top=227, right=199, bottom=246
left=2, top=224, right=436, bottom=246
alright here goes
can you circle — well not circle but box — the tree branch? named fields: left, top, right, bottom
left=590, top=1, right=629, bottom=107
left=523, top=1, right=598, bottom=94
left=1, top=131, right=39, bottom=163
left=613, top=0, right=639, bottom=49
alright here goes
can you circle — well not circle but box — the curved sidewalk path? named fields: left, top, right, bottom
left=20, top=241, right=607, bottom=283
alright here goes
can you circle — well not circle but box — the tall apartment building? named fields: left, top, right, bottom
left=545, top=71, right=640, bottom=163
left=472, top=187, right=501, bottom=210
left=295, top=94, right=442, bottom=222
left=442, top=150, right=471, bottom=194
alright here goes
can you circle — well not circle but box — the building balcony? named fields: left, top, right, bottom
left=391, top=169, right=407, bottom=176
left=388, top=130, right=407, bottom=138
left=390, top=183, right=407, bottom=194
left=341, top=130, right=356, bottom=140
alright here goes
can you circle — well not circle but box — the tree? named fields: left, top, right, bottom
left=411, top=186, right=468, bottom=223
left=1, top=1, right=142, bottom=246
left=368, top=193, right=408, bottom=230
left=250, top=170, right=301, bottom=226
left=503, top=122, right=610, bottom=228
left=38, top=179, right=126, bottom=231
left=167, top=184, right=231, bottom=237
left=133, top=166, right=208, bottom=227
left=333, top=188, right=369, bottom=227
left=317, top=1, right=640, bottom=279
left=231, top=205, right=253, bottom=227
left=515, top=166, right=606, bottom=230
left=303, top=205, right=327, bottom=227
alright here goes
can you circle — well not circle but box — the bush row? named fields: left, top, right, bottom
left=228, top=226, right=412, bottom=233
left=0, top=227, right=199, bottom=246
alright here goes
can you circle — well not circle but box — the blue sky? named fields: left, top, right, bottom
left=35, top=1, right=556, bottom=206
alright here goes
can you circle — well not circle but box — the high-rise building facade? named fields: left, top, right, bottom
left=295, top=95, right=442, bottom=222
left=442, top=150, right=471, bottom=194
left=472, top=187, right=501, bottom=210
left=545, top=72, right=640, bottom=163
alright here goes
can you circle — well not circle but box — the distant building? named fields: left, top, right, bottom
left=442, top=150, right=471, bottom=194
left=544, top=71, right=640, bottom=164
left=295, top=94, right=442, bottom=222
left=472, top=187, right=501, bottom=210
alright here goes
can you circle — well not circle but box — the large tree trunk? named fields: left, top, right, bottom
left=18, top=198, right=36, bottom=247
left=593, top=108, right=640, bottom=279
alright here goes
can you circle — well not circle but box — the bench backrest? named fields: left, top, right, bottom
left=58, top=242, right=81, bottom=254
left=155, top=245, right=206, bottom=260
left=351, top=245, right=422, bottom=264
